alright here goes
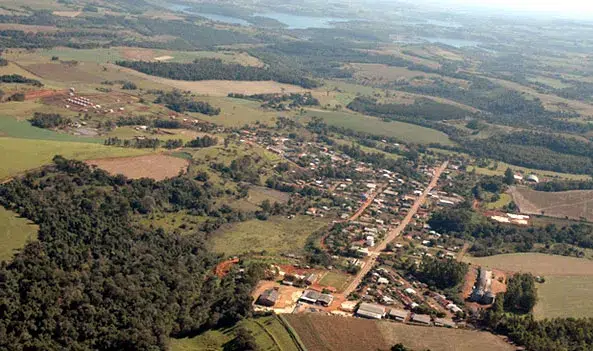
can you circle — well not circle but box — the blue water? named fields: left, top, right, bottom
left=253, top=12, right=350, bottom=29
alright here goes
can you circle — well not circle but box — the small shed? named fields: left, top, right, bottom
left=388, top=308, right=408, bottom=322
left=317, top=294, right=334, bottom=307
left=434, top=318, right=457, bottom=328
left=256, top=288, right=279, bottom=307
left=299, top=290, right=321, bottom=304
left=410, top=314, right=432, bottom=325
left=356, top=303, right=386, bottom=319
left=305, top=273, right=318, bottom=285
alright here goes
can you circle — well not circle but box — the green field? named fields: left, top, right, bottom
left=0, top=115, right=103, bottom=143
left=0, top=207, right=38, bottom=261
left=0, top=137, right=155, bottom=180
left=485, top=193, right=512, bottom=210
left=467, top=161, right=590, bottom=181
left=318, top=271, right=352, bottom=292
left=300, top=109, right=454, bottom=146
left=170, top=316, right=300, bottom=351
left=533, top=276, right=593, bottom=320
left=210, top=215, right=330, bottom=256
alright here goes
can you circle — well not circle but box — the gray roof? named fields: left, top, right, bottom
left=434, top=318, right=456, bottom=327
left=411, top=314, right=432, bottom=324
left=388, top=308, right=408, bottom=319
left=300, top=290, right=321, bottom=302
left=358, top=303, right=386, bottom=316
left=317, top=294, right=333, bottom=303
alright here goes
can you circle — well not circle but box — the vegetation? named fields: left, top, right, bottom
left=117, top=59, right=319, bottom=88
left=502, top=273, right=537, bottom=314
left=0, top=157, right=262, bottom=349
left=0, top=74, right=43, bottom=86
left=409, top=256, right=467, bottom=289
left=155, top=90, right=221, bottom=115
left=29, top=112, right=70, bottom=129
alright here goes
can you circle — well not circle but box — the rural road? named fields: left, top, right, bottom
left=342, top=161, right=449, bottom=297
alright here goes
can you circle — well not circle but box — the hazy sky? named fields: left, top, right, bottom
left=415, top=0, right=593, bottom=19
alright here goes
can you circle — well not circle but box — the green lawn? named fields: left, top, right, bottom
left=210, top=215, right=330, bottom=256
left=0, top=115, right=103, bottom=143
left=300, top=109, right=454, bottom=146
left=0, top=137, right=155, bottom=180
left=533, top=276, right=593, bottom=320
left=318, top=271, right=352, bottom=292
left=485, top=193, right=512, bottom=210
left=169, top=316, right=300, bottom=351
left=0, top=207, right=38, bottom=261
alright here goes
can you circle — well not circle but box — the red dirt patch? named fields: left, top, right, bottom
left=215, top=258, right=239, bottom=278
left=87, top=154, right=189, bottom=181
left=25, top=89, right=65, bottom=100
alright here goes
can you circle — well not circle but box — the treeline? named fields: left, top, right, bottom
left=104, top=136, right=161, bottom=148
left=535, top=180, right=593, bottom=192
left=347, top=96, right=474, bottom=121
left=0, top=74, right=43, bottom=86
left=428, top=206, right=593, bottom=255
left=0, top=156, right=260, bottom=349
left=155, top=90, right=221, bottom=115
left=409, top=256, right=467, bottom=290
left=29, top=112, right=70, bottom=129
left=186, top=135, right=218, bottom=148
left=228, top=92, right=319, bottom=109
left=502, top=273, right=537, bottom=314
left=117, top=59, right=319, bottom=89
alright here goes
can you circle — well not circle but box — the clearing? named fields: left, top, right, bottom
left=284, top=314, right=513, bottom=351
left=170, top=315, right=301, bottom=351
left=210, top=215, right=330, bottom=257
left=0, top=137, right=153, bottom=180
left=467, top=161, right=590, bottom=181
left=300, top=109, right=454, bottom=145
left=318, top=271, right=352, bottom=292
left=510, top=187, right=593, bottom=221
left=87, top=154, right=189, bottom=181
left=0, top=207, right=38, bottom=261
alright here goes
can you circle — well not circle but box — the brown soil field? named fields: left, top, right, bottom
left=119, top=47, right=157, bottom=61
left=377, top=320, right=514, bottom=351
left=87, top=154, right=189, bottom=181
left=285, top=314, right=514, bottom=351
left=510, top=186, right=593, bottom=221
left=0, top=23, right=59, bottom=33
left=116, top=65, right=306, bottom=96
left=25, top=89, right=65, bottom=100
left=466, top=253, right=593, bottom=276
left=52, top=11, right=81, bottom=18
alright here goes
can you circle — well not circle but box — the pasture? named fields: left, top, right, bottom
left=510, top=187, right=593, bottom=221
left=533, top=276, right=593, bottom=320
left=300, top=109, right=455, bottom=145
left=284, top=314, right=513, bottom=351
left=170, top=315, right=300, bottom=351
left=0, top=137, right=153, bottom=180
left=87, top=154, right=189, bottom=181
left=210, top=215, right=330, bottom=257
left=467, top=161, right=590, bottom=181
left=0, top=207, right=38, bottom=261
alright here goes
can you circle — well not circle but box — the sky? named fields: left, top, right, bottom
left=413, top=0, right=593, bottom=19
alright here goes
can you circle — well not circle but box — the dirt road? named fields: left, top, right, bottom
left=342, top=161, right=448, bottom=297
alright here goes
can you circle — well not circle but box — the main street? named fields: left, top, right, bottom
left=341, top=161, right=449, bottom=297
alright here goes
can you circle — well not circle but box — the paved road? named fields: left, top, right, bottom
left=342, top=161, right=449, bottom=297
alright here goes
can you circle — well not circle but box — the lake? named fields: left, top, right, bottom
left=253, top=12, right=350, bottom=29
left=418, top=37, right=481, bottom=48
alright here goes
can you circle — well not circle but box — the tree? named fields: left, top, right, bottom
left=391, top=343, right=410, bottom=351
left=227, top=327, right=259, bottom=351
left=504, top=167, right=515, bottom=185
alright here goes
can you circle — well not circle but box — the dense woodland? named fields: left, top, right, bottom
left=155, top=90, right=221, bottom=115
left=29, top=112, right=70, bottom=129
left=117, top=59, right=319, bottom=89
left=0, top=157, right=260, bottom=349
left=347, top=96, right=475, bottom=121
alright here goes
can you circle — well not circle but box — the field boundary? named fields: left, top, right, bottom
left=278, top=315, right=308, bottom=351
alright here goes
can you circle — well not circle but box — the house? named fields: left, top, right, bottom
left=410, top=314, right=432, bottom=325
left=526, top=174, right=540, bottom=183
left=299, top=290, right=321, bottom=304
left=356, top=303, right=386, bottom=319
left=404, top=287, right=417, bottom=295
left=377, top=277, right=389, bottom=285
left=317, top=294, right=334, bottom=307
left=388, top=308, right=408, bottom=322
left=256, top=288, right=279, bottom=307
left=434, top=318, right=456, bottom=328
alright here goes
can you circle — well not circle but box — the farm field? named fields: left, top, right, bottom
left=485, top=193, right=512, bottom=210
left=0, top=207, right=38, bottom=261
left=284, top=314, right=513, bottom=351
left=210, top=215, right=330, bottom=257
left=195, top=96, right=281, bottom=126
left=0, top=137, right=154, bottom=180
left=318, top=271, right=352, bottom=292
left=533, top=276, right=593, bottom=320
left=170, top=316, right=300, bottom=351
left=87, top=154, right=189, bottom=181
left=510, top=187, right=593, bottom=221
left=300, top=109, right=455, bottom=145
left=467, top=161, right=590, bottom=181
left=465, top=253, right=593, bottom=276
left=0, top=114, right=103, bottom=143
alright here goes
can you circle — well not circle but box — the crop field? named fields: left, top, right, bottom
left=0, top=137, right=153, bottom=180
left=467, top=160, right=590, bottom=181
left=170, top=316, right=300, bottom=351
left=466, top=253, right=593, bottom=276
left=210, top=215, right=330, bottom=257
left=0, top=207, right=38, bottom=261
left=284, top=314, right=513, bottom=351
left=195, top=96, right=281, bottom=126
left=318, top=271, right=352, bottom=292
left=533, top=276, right=593, bottom=320
left=0, top=114, right=102, bottom=143
left=87, top=154, right=189, bottom=181
left=300, top=109, right=455, bottom=145
left=510, top=187, right=593, bottom=221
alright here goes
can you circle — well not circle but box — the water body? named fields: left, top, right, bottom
left=253, top=12, right=350, bottom=29
left=193, top=12, right=251, bottom=26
